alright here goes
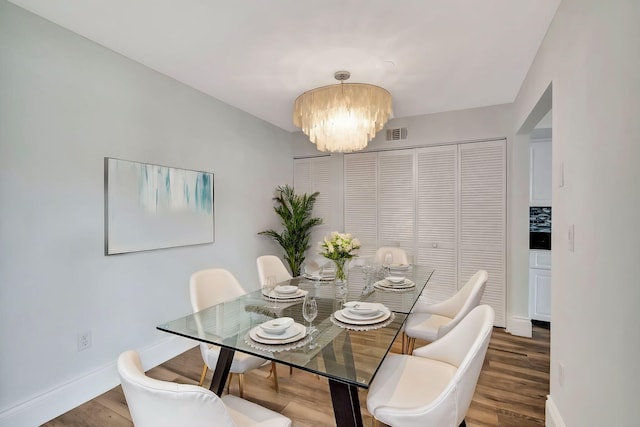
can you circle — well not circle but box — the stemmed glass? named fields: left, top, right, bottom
left=302, top=296, right=318, bottom=334
left=383, top=251, right=393, bottom=275
left=263, top=275, right=278, bottom=309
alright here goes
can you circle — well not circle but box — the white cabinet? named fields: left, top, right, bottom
left=343, top=140, right=506, bottom=326
left=294, top=157, right=334, bottom=252
left=529, top=250, right=551, bottom=322
left=416, top=145, right=458, bottom=303
left=529, top=139, right=552, bottom=206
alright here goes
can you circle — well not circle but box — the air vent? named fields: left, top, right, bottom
left=385, top=127, right=408, bottom=142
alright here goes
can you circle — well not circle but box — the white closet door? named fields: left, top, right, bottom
left=416, top=145, right=458, bottom=303
left=458, top=140, right=506, bottom=326
left=294, top=157, right=332, bottom=256
left=344, top=152, right=378, bottom=258
left=378, top=150, right=415, bottom=259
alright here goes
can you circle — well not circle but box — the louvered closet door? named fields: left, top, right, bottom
left=294, top=157, right=332, bottom=256
left=416, top=145, right=458, bottom=303
left=344, top=152, right=378, bottom=258
left=458, top=140, right=506, bottom=326
left=378, top=150, right=415, bottom=260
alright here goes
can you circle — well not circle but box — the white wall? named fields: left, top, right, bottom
left=293, top=103, right=514, bottom=157
left=514, top=0, right=639, bottom=425
left=0, top=2, right=293, bottom=425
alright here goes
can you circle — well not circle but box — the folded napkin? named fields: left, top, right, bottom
left=320, top=267, right=336, bottom=277
left=259, top=317, right=294, bottom=333
left=343, top=301, right=387, bottom=312
left=304, top=261, right=335, bottom=278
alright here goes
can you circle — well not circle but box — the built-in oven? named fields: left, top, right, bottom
left=530, top=231, right=551, bottom=250
left=530, top=207, right=551, bottom=250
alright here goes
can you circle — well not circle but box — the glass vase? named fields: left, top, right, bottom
left=333, top=258, right=349, bottom=284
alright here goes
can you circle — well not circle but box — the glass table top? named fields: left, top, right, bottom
left=158, top=265, right=434, bottom=389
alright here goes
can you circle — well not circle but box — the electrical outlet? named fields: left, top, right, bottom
left=78, top=331, right=92, bottom=352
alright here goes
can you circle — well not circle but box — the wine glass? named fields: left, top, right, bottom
left=302, top=296, right=318, bottom=334
left=263, top=275, right=277, bottom=308
left=383, top=251, right=393, bottom=266
left=383, top=251, right=393, bottom=275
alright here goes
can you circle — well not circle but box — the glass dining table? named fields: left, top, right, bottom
left=157, top=264, right=434, bottom=427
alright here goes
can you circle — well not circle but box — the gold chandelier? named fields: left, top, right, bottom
left=293, top=71, right=393, bottom=153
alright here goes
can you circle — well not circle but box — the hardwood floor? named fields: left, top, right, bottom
left=43, top=325, right=549, bottom=427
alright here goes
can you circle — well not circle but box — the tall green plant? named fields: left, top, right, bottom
left=258, top=185, right=322, bottom=276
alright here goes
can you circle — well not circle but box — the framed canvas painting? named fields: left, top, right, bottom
left=105, top=158, right=214, bottom=255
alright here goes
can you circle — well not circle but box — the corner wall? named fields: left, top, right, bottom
left=0, top=2, right=293, bottom=425
left=514, top=0, right=640, bottom=425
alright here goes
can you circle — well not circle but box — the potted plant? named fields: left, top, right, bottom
left=258, top=185, right=323, bottom=276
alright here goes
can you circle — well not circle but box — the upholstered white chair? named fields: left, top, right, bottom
left=404, top=270, right=488, bottom=354
left=367, top=305, right=494, bottom=427
left=256, top=255, right=292, bottom=284
left=117, top=350, right=291, bottom=427
left=374, top=247, right=409, bottom=265
left=190, top=268, right=278, bottom=396
left=256, top=255, right=304, bottom=377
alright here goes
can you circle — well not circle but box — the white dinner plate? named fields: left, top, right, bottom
left=381, top=279, right=415, bottom=289
left=302, top=273, right=335, bottom=281
left=275, top=285, right=298, bottom=295
left=342, top=302, right=386, bottom=316
left=334, top=309, right=391, bottom=325
left=250, top=323, right=307, bottom=344
left=262, top=289, right=308, bottom=300
left=389, top=264, right=411, bottom=270
left=258, top=317, right=294, bottom=334
left=256, top=323, right=301, bottom=340
left=341, top=308, right=385, bottom=321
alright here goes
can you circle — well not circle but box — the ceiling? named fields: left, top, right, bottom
left=9, top=0, right=560, bottom=132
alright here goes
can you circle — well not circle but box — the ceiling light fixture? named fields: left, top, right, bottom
left=293, top=71, right=393, bottom=153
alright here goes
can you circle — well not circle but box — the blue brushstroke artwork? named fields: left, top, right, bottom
left=105, top=158, right=214, bottom=254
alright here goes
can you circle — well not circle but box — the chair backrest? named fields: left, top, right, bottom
left=437, top=270, right=488, bottom=338
left=117, top=350, right=236, bottom=427
left=374, top=247, right=409, bottom=265
left=413, top=305, right=494, bottom=426
left=189, top=268, right=246, bottom=312
left=256, top=255, right=292, bottom=285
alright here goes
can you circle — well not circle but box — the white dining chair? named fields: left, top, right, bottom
left=256, top=255, right=305, bottom=377
left=190, top=268, right=278, bottom=396
left=374, top=247, right=409, bottom=265
left=117, top=350, right=291, bottom=427
left=256, top=255, right=292, bottom=284
left=404, top=270, right=488, bottom=354
left=367, top=305, right=495, bottom=427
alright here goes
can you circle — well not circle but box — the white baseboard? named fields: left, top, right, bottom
left=506, top=315, right=532, bottom=337
left=546, top=395, right=567, bottom=427
left=0, top=336, right=196, bottom=427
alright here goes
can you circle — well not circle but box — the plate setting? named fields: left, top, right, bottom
left=249, top=322, right=307, bottom=345
left=374, top=278, right=416, bottom=291
left=274, top=285, right=298, bottom=295
left=330, top=307, right=395, bottom=331
left=262, top=288, right=308, bottom=300
left=334, top=308, right=391, bottom=325
left=301, top=273, right=335, bottom=281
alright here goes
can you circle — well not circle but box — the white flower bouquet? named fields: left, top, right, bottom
left=318, top=232, right=361, bottom=281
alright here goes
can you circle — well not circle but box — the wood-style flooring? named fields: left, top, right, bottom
left=43, top=325, right=550, bottom=427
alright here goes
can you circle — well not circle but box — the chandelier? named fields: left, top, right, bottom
left=293, top=71, right=393, bottom=153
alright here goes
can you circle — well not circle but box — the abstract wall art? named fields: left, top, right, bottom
left=105, top=158, right=214, bottom=255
